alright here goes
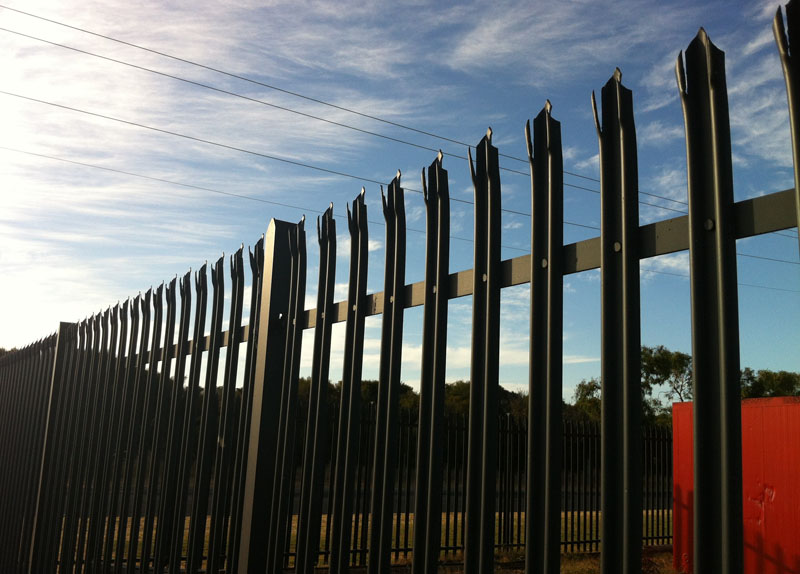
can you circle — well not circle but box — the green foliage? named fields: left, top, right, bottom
left=740, top=368, right=800, bottom=398
left=641, top=345, right=693, bottom=403
left=441, top=380, right=528, bottom=421
left=297, top=377, right=419, bottom=419
left=444, top=380, right=470, bottom=418
left=285, top=347, right=800, bottom=431
left=570, top=378, right=601, bottom=423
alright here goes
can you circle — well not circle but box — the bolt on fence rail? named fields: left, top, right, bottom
left=1, top=7, right=799, bottom=574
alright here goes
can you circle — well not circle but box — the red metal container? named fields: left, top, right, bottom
left=672, top=397, right=800, bottom=573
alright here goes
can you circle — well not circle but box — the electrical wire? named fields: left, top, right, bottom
left=640, top=267, right=800, bottom=294
left=0, top=5, right=702, bottom=216
left=4, top=145, right=798, bottom=271
left=0, top=6, right=796, bottom=239
left=0, top=26, right=532, bottom=180
left=0, top=3, right=536, bottom=165
left=0, top=145, right=531, bottom=252
left=0, top=89, right=601, bottom=229
left=0, top=24, right=694, bottom=219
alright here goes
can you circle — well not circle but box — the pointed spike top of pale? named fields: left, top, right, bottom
left=545, top=99, right=552, bottom=113
left=487, top=126, right=493, bottom=142
left=437, top=149, right=443, bottom=162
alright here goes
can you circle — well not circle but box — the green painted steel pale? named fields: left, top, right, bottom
left=677, top=27, right=743, bottom=574
left=525, top=102, right=565, bottom=574
left=595, top=69, right=643, bottom=574
left=774, top=1, right=800, bottom=255
left=237, top=218, right=297, bottom=574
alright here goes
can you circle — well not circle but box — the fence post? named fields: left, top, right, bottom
left=167, top=267, right=208, bottom=572
left=237, top=218, right=301, bottom=573
left=368, top=173, right=406, bottom=574
left=264, top=221, right=306, bottom=572
left=677, top=29, right=743, bottom=574
left=412, top=153, right=450, bottom=574
left=464, top=129, right=502, bottom=574
left=27, top=321, right=77, bottom=573
left=296, top=206, right=336, bottom=574
left=126, top=284, right=164, bottom=573
left=186, top=258, right=226, bottom=574
left=330, top=189, right=370, bottom=574
left=206, top=248, right=246, bottom=574
left=593, top=68, right=643, bottom=574
left=525, top=101, right=564, bottom=574
left=773, top=2, right=800, bottom=253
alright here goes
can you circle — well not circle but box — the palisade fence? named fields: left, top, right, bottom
left=1, top=8, right=799, bottom=574
left=278, top=409, right=672, bottom=569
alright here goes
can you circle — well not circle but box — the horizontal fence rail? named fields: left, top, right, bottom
left=1, top=7, right=799, bottom=574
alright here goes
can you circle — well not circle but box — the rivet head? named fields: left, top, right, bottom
left=432, top=285, right=437, bottom=293
left=704, top=218, right=715, bottom=231
left=292, top=318, right=296, bottom=325
left=482, top=273, right=488, bottom=282
left=541, top=258, right=548, bottom=268
left=320, top=312, right=325, bottom=319
left=390, top=295, right=394, bottom=303
left=613, top=241, right=622, bottom=253
left=352, top=304, right=357, bottom=311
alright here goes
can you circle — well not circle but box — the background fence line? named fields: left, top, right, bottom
left=0, top=7, right=798, bottom=574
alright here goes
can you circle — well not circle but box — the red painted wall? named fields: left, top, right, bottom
left=672, top=397, right=800, bottom=574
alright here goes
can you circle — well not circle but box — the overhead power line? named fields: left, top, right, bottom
left=0, top=4, right=534, bottom=164
left=4, top=145, right=799, bottom=274
left=0, top=26, right=526, bottom=180
left=0, top=4, right=696, bottom=215
left=0, top=145, right=567, bottom=255
left=1, top=5, right=796, bottom=240
left=640, top=267, right=800, bottom=294
left=0, top=145, right=516, bottom=250
left=0, top=25, right=693, bottom=218
left=0, top=89, right=603, bottom=228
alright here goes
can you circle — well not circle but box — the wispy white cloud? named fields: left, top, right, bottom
left=638, top=120, right=684, bottom=147
left=442, top=0, right=702, bottom=87
left=641, top=252, right=689, bottom=283
left=575, top=153, right=599, bottom=172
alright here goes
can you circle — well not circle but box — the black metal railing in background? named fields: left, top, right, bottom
left=1, top=6, right=799, bottom=574
left=281, top=406, right=673, bottom=564
left=0, top=335, right=56, bottom=574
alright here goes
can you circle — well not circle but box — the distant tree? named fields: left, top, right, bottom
left=641, top=345, right=693, bottom=403
left=499, top=388, right=528, bottom=421
left=298, top=378, right=419, bottom=419
left=571, top=378, right=601, bottom=423
left=562, top=400, right=590, bottom=423
left=444, top=380, right=471, bottom=418
left=740, top=368, right=800, bottom=398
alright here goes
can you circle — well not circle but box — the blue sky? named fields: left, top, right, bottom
left=1, top=0, right=798, bottom=400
